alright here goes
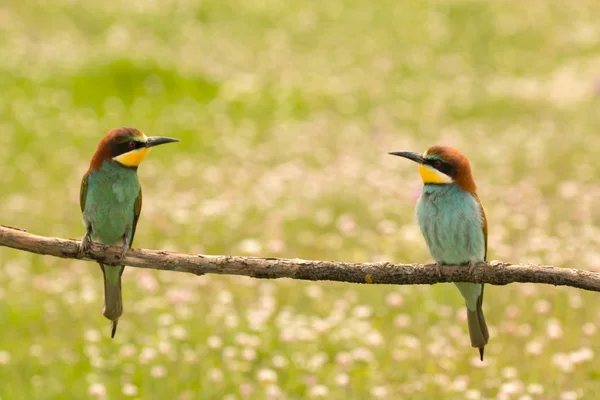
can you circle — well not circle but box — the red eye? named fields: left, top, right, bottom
left=128, top=141, right=136, bottom=149
left=433, top=160, right=442, bottom=168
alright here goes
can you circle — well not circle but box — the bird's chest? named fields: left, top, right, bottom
left=83, top=167, right=140, bottom=245
left=416, top=184, right=485, bottom=264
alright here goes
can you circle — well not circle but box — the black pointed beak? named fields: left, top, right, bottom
left=146, top=136, right=180, bottom=148
left=389, top=151, right=424, bottom=164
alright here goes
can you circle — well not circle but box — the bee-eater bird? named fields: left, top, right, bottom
left=390, top=145, right=489, bottom=360
left=79, top=127, right=179, bottom=338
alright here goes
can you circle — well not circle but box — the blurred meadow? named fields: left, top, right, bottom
left=2, top=0, right=600, bottom=398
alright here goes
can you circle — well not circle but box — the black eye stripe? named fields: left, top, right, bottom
left=426, top=159, right=457, bottom=178
left=111, top=140, right=145, bottom=158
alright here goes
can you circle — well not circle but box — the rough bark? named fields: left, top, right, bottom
left=1, top=225, right=599, bottom=292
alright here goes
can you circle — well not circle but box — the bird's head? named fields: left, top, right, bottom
left=89, top=127, right=179, bottom=171
left=389, top=145, right=477, bottom=193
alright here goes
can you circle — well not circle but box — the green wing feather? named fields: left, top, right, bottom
left=474, top=193, right=488, bottom=261
left=481, top=202, right=488, bottom=262
left=80, top=172, right=89, bottom=212
left=130, top=188, right=142, bottom=246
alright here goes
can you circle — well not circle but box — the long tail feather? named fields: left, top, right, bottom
left=100, top=263, right=125, bottom=338
left=466, top=284, right=489, bottom=360
left=111, top=320, right=118, bottom=339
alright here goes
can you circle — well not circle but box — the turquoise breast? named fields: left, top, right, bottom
left=416, top=183, right=485, bottom=264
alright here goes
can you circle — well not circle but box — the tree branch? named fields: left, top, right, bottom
left=1, top=225, right=599, bottom=292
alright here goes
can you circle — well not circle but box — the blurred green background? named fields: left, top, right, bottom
left=2, top=0, right=600, bottom=398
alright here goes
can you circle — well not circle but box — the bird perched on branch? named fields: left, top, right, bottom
left=79, top=127, right=179, bottom=338
left=390, top=145, right=490, bottom=360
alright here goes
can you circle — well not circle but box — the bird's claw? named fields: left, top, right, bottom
left=78, top=235, right=91, bottom=256
left=435, top=263, right=444, bottom=279
left=468, top=261, right=486, bottom=275
left=119, top=244, right=128, bottom=259
left=117, top=233, right=131, bottom=259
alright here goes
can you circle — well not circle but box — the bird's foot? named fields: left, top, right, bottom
left=468, top=261, right=486, bottom=275
left=435, top=263, right=444, bottom=279
left=118, top=234, right=130, bottom=259
left=119, top=243, right=128, bottom=259
left=78, top=234, right=91, bottom=256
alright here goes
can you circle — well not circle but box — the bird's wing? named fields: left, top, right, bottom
left=80, top=172, right=89, bottom=212
left=130, top=188, right=142, bottom=247
left=474, top=193, right=488, bottom=261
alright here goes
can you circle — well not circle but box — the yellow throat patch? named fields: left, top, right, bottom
left=114, top=147, right=151, bottom=167
left=418, top=164, right=452, bottom=184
